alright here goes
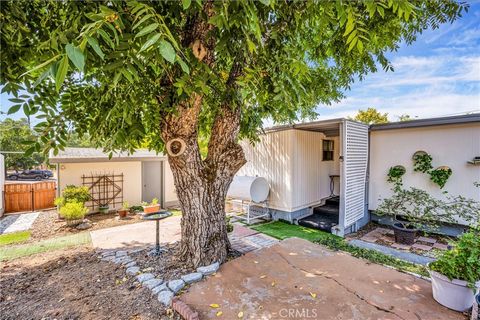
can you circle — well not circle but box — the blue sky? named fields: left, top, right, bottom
left=1, top=3, right=479, bottom=124
left=315, top=2, right=480, bottom=121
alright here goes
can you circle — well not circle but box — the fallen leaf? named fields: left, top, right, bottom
left=237, top=311, right=244, bottom=318
left=216, top=311, right=223, bottom=317
left=309, top=292, right=317, bottom=298
left=210, top=304, right=220, bottom=308
left=253, top=261, right=259, bottom=264
left=271, top=281, right=276, bottom=287
left=260, top=275, right=266, bottom=279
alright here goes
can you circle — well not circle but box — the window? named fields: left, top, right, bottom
left=322, top=140, right=334, bottom=161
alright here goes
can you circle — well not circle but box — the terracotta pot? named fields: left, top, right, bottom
left=117, top=209, right=128, bottom=218
left=143, top=204, right=161, bottom=214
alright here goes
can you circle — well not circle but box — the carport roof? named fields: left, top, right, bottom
left=49, top=147, right=166, bottom=163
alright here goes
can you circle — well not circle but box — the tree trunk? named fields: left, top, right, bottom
left=161, top=94, right=245, bottom=267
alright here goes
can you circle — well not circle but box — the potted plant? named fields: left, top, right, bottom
left=59, top=201, right=89, bottom=227
left=117, top=201, right=129, bottom=218
left=377, top=187, right=480, bottom=245
left=428, top=229, right=480, bottom=312
left=142, top=198, right=161, bottom=214
left=98, top=204, right=109, bottom=214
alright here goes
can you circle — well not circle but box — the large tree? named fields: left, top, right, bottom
left=0, top=0, right=466, bottom=266
left=0, top=118, right=44, bottom=169
left=352, top=107, right=389, bottom=124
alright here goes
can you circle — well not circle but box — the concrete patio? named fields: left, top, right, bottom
left=180, top=237, right=463, bottom=320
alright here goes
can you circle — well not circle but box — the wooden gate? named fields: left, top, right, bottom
left=4, top=181, right=56, bottom=213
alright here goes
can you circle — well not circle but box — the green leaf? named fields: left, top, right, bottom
left=87, top=36, right=105, bottom=60
left=135, top=23, right=159, bottom=38
left=55, top=55, right=69, bottom=92
left=8, top=98, right=24, bottom=103
left=139, top=33, right=161, bottom=52
left=66, top=44, right=85, bottom=71
left=159, top=40, right=175, bottom=63
left=7, top=104, right=21, bottom=115
left=132, top=14, right=153, bottom=30
left=20, top=54, right=60, bottom=77
left=177, top=58, right=190, bottom=74
left=182, top=0, right=191, bottom=9
left=97, top=29, right=115, bottom=48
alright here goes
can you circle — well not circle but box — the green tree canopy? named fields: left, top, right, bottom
left=0, top=118, right=44, bottom=169
left=0, top=0, right=467, bottom=266
left=352, top=107, right=389, bottom=124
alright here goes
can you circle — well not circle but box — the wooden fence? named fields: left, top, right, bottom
left=4, top=181, right=56, bottom=213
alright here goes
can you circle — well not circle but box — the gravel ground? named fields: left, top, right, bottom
left=0, top=247, right=181, bottom=320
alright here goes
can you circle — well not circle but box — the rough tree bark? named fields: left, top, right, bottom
left=159, top=3, right=246, bottom=267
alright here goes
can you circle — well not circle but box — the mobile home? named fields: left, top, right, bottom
left=237, top=114, right=480, bottom=236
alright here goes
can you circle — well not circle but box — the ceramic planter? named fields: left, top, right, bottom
left=392, top=222, right=418, bottom=245
left=98, top=205, right=109, bottom=214
left=429, top=269, right=480, bottom=312
left=143, top=204, right=161, bottom=214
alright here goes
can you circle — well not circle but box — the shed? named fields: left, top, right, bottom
left=238, top=119, right=369, bottom=236
left=49, top=148, right=178, bottom=212
left=369, top=114, right=480, bottom=227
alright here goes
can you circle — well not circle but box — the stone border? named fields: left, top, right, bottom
left=98, top=249, right=219, bottom=308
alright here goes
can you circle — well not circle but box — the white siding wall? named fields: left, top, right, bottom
left=239, top=130, right=294, bottom=211
left=164, top=161, right=178, bottom=206
left=58, top=161, right=143, bottom=208
left=239, top=129, right=340, bottom=212
left=291, top=131, right=340, bottom=210
left=369, top=123, right=480, bottom=225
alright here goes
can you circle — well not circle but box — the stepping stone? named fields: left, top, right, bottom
left=167, top=279, right=186, bottom=293
left=101, top=256, right=116, bottom=262
left=115, top=250, right=128, bottom=257
left=126, top=266, right=140, bottom=276
left=101, top=251, right=115, bottom=258
left=181, top=272, right=203, bottom=284
left=433, top=243, right=449, bottom=250
left=360, top=236, right=378, bottom=243
left=152, top=283, right=168, bottom=295
left=143, top=278, right=163, bottom=290
left=125, top=261, right=136, bottom=268
left=412, top=243, right=432, bottom=251
left=197, top=262, right=219, bottom=276
left=417, top=236, right=436, bottom=244
left=375, top=228, right=391, bottom=235
left=120, top=257, right=134, bottom=265
left=136, top=273, right=155, bottom=283
left=114, top=256, right=131, bottom=264
left=391, top=243, right=411, bottom=250
left=158, top=290, right=174, bottom=306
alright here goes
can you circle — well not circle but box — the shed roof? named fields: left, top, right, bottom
left=370, top=113, right=480, bottom=131
left=49, top=147, right=165, bottom=163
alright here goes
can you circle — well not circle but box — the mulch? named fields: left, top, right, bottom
left=28, top=209, right=145, bottom=242
left=0, top=247, right=181, bottom=320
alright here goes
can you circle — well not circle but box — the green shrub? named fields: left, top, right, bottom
left=429, top=229, right=480, bottom=289
left=62, top=185, right=91, bottom=204
left=226, top=216, right=234, bottom=233
left=59, top=201, right=89, bottom=221
left=151, top=198, right=159, bottom=205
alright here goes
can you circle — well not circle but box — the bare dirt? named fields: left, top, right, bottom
left=0, top=247, right=181, bottom=320
left=29, top=209, right=145, bottom=242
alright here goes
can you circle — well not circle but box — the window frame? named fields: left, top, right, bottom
left=322, top=139, right=334, bottom=161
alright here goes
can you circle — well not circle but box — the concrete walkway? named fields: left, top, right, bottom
left=180, top=237, right=463, bottom=320
left=0, top=212, right=40, bottom=234
left=90, top=216, right=182, bottom=249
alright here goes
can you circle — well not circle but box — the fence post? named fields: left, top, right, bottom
left=31, top=183, right=35, bottom=212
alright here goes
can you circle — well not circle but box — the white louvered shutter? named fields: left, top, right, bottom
left=342, top=120, right=369, bottom=228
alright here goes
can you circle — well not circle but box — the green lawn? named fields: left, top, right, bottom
left=0, top=231, right=31, bottom=246
left=252, top=221, right=428, bottom=277
left=0, top=232, right=92, bottom=261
